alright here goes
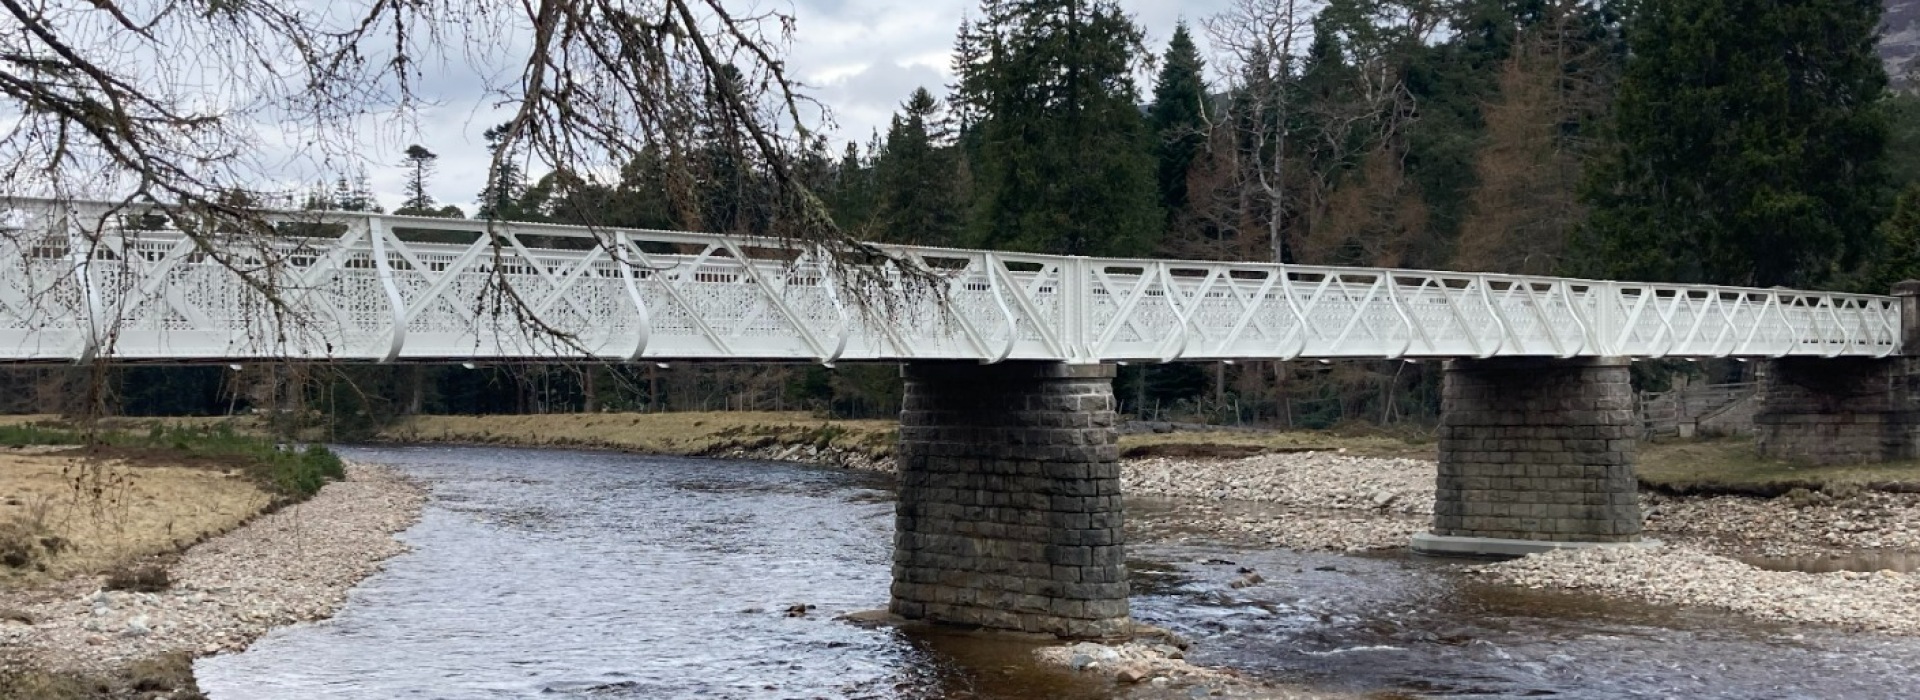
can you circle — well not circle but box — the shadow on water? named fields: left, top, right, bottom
left=198, top=445, right=1920, bottom=700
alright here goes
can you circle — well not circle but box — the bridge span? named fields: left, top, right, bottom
left=7, top=198, right=1918, bottom=640
left=0, top=199, right=1900, bottom=363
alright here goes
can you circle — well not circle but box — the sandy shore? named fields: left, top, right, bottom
left=0, top=462, right=425, bottom=676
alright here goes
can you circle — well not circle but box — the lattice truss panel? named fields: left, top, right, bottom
left=0, top=199, right=1901, bottom=362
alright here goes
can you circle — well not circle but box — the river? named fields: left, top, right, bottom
left=196, top=445, right=1920, bottom=699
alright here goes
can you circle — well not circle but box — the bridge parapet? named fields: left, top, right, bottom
left=0, top=198, right=1901, bottom=363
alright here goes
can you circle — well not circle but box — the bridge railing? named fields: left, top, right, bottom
left=0, top=198, right=1901, bottom=362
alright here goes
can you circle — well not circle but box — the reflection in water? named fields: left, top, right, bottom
left=198, top=446, right=1920, bottom=699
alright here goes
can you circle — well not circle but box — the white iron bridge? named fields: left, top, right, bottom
left=0, top=199, right=1902, bottom=364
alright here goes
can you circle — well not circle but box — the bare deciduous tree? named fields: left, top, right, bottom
left=1198, top=0, right=1317, bottom=263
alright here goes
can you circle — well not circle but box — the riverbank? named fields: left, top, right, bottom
left=0, top=462, right=424, bottom=698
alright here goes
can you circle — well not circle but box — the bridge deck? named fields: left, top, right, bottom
left=0, top=199, right=1900, bottom=363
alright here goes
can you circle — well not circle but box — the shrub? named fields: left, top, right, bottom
left=103, top=564, right=170, bottom=593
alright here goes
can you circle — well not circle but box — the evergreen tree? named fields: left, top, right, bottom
left=1870, top=183, right=1920, bottom=289
left=1581, top=0, right=1889, bottom=287
left=1886, top=94, right=1920, bottom=193
left=399, top=145, right=438, bottom=213
left=613, top=145, right=685, bottom=230
left=876, top=88, right=967, bottom=246
left=827, top=138, right=880, bottom=231
left=1147, top=22, right=1211, bottom=232
left=330, top=174, right=380, bottom=212
left=954, top=0, right=1162, bottom=256
left=479, top=123, right=532, bottom=221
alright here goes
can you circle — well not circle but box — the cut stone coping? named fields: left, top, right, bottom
left=1411, top=532, right=1663, bottom=558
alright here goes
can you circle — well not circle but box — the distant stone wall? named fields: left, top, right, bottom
left=1696, top=391, right=1759, bottom=438
left=1756, top=358, right=1920, bottom=465
left=1640, top=381, right=1758, bottom=438
left=891, top=362, right=1129, bottom=639
left=1432, top=357, right=1641, bottom=543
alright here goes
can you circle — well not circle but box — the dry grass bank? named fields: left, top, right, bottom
left=0, top=450, right=269, bottom=590
left=379, top=411, right=899, bottom=459
left=1638, top=438, right=1920, bottom=494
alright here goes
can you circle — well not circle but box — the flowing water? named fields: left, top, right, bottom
left=197, top=445, right=1920, bottom=699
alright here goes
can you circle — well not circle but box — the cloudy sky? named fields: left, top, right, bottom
left=375, top=0, right=1234, bottom=214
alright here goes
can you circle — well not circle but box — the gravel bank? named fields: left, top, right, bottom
left=1647, top=491, right=1920, bottom=557
left=1477, top=544, right=1920, bottom=634
left=1125, top=453, right=1434, bottom=514
left=0, top=462, right=426, bottom=675
left=1035, top=640, right=1354, bottom=699
left=1123, top=452, right=1432, bottom=552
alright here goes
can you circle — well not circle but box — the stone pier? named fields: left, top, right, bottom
left=890, top=362, right=1129, bottom=638
left=1413, top=357, right=1644, bottom=557
left=1753, top=282, right=1920, bottom=464
left=1755, top=357, right=1920, bottom=464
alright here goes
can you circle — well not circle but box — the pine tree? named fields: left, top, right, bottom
left=1147, top=22, right=1210, bottom=233
left=479, top=123, right=531, bottom=221
left=398, top=144, right=439, bottom=214
left=954, top=0, right=1162, bottom=256
left=876, top=88, right=967, bottom=246
left=827, top=139, right=879, bottom=231
left=1581, top=0, right=1889, bottom=287
left=1870, top=183, right=1920, bottom=289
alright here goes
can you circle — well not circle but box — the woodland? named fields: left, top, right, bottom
left=5, top=0, right=1916, bottom=434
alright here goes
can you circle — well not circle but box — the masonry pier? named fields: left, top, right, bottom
left=1755, top=357, right=1920, bottom=464
left=1752, top=282, right=1920, bottom=464
left=1414, top=357, right=1645, bottom=557
left=890, top=362, right=1130, bottom=638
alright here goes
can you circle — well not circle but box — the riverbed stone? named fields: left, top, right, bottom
left=891, top=362, right=1130, bottom=639
left=1423, top=357, right=1642, bottom=550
